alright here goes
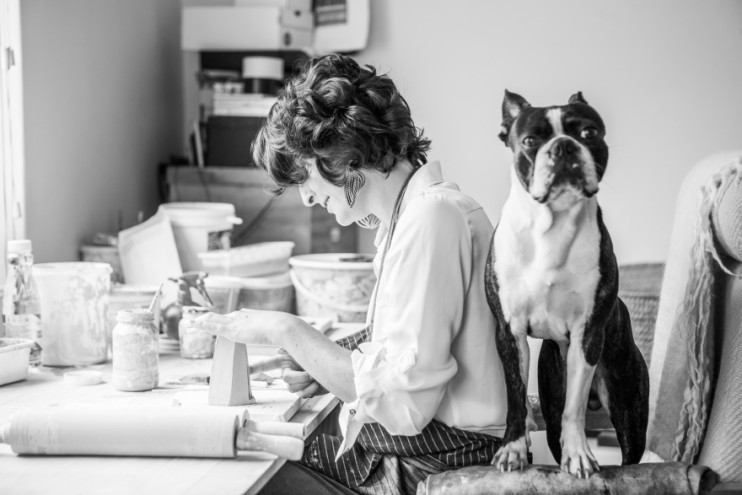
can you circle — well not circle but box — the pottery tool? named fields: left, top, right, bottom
left=148, top=281, right=164, bottom=314
left=0, top=404, right=304, bottom=460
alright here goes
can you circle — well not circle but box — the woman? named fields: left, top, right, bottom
left=194, top=54, right=508, bottom=495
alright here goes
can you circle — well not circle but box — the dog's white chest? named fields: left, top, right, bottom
left=494, top=199, right=601, bottom=342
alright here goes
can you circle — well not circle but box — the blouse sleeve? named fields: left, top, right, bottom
left=348, top=195, right=473, bottom=435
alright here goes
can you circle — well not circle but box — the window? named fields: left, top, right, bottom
left=0, top=0, right=26, bottom=283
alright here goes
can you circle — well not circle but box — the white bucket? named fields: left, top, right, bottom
left=289, top=254, right=375, bottom=323
left=158, top=202, right=243, bottom=272
left=205, top=272, right=295, bottom=314
left=32, top=262, right=112, bottom=366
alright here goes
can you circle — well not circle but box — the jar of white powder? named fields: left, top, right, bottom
left=112, top=308, right=159, bottom=391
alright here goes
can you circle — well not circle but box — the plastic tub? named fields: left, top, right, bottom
left=198, top=242, right=294, bottom=278
left=289, top=253, right=376, bottom=323
left=32, top=262, right=112, bottom=366
left=205, top=272, right=295, bottom=314
left=0, top=338, right=35, bottom=386
left=158, top=202, right=243, bottom=272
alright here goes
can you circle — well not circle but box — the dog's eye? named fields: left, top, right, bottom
left=580, top=127, right=599, bottom=140
left=522, top=136, right=537, bottom=147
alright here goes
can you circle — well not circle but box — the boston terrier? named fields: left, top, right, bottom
left=485, top=91, right=649, bottom=478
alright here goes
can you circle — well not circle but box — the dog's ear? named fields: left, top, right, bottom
left=500, top=90, right=530, bottom=144
left=502, top=90, right=530, bottom=121
left=568, top=91, right=588, bottom=105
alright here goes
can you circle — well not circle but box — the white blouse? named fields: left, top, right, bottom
left=338, top=161, right=508, bottom=455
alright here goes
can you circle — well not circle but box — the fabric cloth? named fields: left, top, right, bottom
left=339, top=161, right=507, bottom=453
left=418, top=463, right=719, bottom=495
left=646, top=153, right=742, bottom=466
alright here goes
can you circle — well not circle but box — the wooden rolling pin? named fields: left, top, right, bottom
left=0, top=404, right=304, bottom=460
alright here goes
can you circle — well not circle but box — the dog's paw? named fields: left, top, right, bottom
left=492, top=436, right=529, bottom=472
left=560, top=430, right=600, bottom=479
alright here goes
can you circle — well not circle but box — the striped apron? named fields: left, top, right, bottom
left=301, top=327, right=502, bottom=495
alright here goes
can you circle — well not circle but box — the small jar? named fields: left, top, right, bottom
left=112, top=308, right=159, bottom=391
left=179, top=306, right=215, bottom=359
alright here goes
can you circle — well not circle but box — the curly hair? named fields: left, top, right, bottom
left=251, top=54, right=431, bottom=192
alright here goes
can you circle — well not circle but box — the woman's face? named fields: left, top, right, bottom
left=298, top=160, right=369, bottom=226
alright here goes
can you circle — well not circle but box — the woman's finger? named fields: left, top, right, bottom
left=297, top=382, right=321, bottom=399
left=282, top=369, right=312, bottom=385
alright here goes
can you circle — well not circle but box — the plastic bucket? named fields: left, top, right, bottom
left=205, top=272, right=295, bottom=314
left=32, top=262, right=112, bottom=366
left=289, top=254, right=376, bottom=323
left=158, top=202, right=243, bottom=272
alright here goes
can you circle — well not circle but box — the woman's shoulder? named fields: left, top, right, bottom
left=409, top=181, right=485, bottom=217
left=398, top=184, right=493, bottom=241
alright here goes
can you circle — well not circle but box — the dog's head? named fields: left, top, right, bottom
left=499, top=90, right=608, bottom=210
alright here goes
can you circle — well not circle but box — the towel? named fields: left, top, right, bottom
left=417, top=463, right=719, bottom=495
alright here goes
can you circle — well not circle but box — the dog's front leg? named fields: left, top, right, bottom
left=492, top=317, right=536, bottom=471
left=560, top=331, right=600, bottom=478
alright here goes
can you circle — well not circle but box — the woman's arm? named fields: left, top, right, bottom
left=274, top=317, right=357, bottom=402
left=281, top=326, right=372, bottom=398
left=195, top=310, right=358, bottom=402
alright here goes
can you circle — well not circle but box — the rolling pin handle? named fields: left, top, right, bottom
left=244, top=419, right=304, bottom=439
left=236, top=427, right=304, bottom=461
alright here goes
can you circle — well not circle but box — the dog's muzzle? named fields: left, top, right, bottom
left=531, top=137, right=599, bottom=203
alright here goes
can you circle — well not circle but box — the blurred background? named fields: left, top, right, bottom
left=5, top=0, right=740, bottom=266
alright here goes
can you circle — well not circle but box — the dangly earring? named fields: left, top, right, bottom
left=356, top=214, right=380, bottom=229
left=344, top=168, right=379, bottom=229
left=344, top=168, right=365, bottom=207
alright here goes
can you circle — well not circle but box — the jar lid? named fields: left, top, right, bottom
left=116, top=308, right=154, bottom=322
left=64, top=370, right=103, bottom=386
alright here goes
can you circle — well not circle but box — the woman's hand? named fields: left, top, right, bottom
left=193, top=309, right=303, bottom=346
left=277, top=348, right=328, bottom=399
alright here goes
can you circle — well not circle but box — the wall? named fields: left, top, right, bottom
left=19, top=1, right=742, bottom=265
left=355, top=0, right=742, bottom=263
left=21, top=0, right=183, bottom=263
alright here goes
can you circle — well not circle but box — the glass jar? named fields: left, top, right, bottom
left=179, top=306, right=214, bottom=359
left=112, top=308, right=159, bottom=391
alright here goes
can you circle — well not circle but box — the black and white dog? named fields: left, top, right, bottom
left=485, top=91, right=649, bottom=477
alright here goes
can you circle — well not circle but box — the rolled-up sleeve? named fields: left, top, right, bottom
left=348, top=196, right=473, bottom=435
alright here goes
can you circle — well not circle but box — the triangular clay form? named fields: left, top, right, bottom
left=208, top=337, right=255, bottom=406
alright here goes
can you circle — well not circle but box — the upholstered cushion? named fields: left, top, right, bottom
left=712, top=166, right=742, bottom=262
left=698, top=159, right=742, bottom=481
left=646, top=151, right=742, bottom=483
left=646, top=152, right=741, bottom=439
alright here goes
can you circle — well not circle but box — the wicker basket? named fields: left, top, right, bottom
left=618, top=263, right=665, bottom=368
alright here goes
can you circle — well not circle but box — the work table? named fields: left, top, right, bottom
left=0, top=324, right=362, bottom=495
